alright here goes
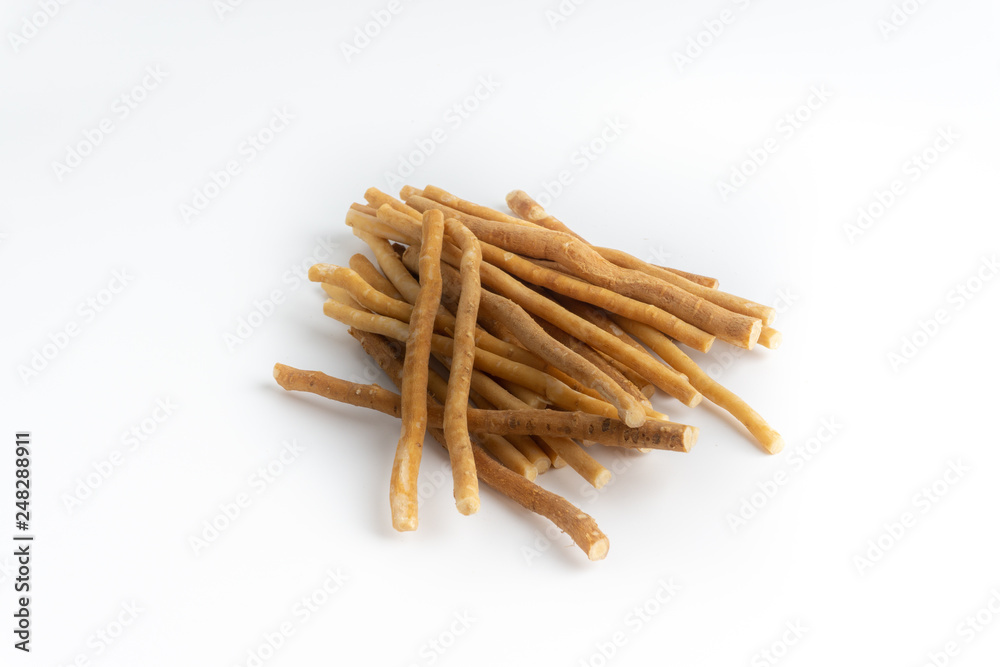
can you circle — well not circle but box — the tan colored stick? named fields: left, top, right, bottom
left=346, top=208, right=415, bottom=245
left=441, top=218, right=482, bottom=515
left=347, top=330, right=607, bottom=558
left=406, top=194, right=761, bottom=349
left=321, top=300, right=631, bottom=422
left=505, top=190, right=720, bottom=288
left=398, top=244, right=677, bottom=418
left=758, top=326, right=783, bottom=350
left=467, top=392, right=541, bottom=477
left=476, top=284, right=647, bottom=427
left=611, top=315, right=784, bottom=455
left=273, top=363, right=695, bottom=451
left=349, top=254, right=402, bottom=300
left=593, top=246, right=776, bottom=325
left=375, top=202, right=715, bottom=353
left=497, top=380, right=548, bottom=408
left=390, top=209, right=444, bottom=531
left=537, top=318, right=650, bottom=407
left=334, top=244, right=541, bottom=369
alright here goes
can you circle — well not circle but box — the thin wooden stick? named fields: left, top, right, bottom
left=346, top=330, right=607, bottom=558
left=441, top=219, right=483, bottom=514
left=390, top=209, right=444, bottom=531
left=611, top=315, right=784, bottom=454
left=349, top=254, right=402, bottom=300
left=273, top=363, right=696, bottom=451
left=504, top=189, right=720, bottom=288
left=406, top=194, right=762, bottom=349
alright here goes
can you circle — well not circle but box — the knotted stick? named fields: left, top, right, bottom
left=611, top=315, right=784, bottom=455
left=346, top=330, right=608, bottom=558
left=406, top=194, right=762, bottom=349
left=390, top=209, right=444, bottom=531
left=504, top=189, right=720, bottom=288
left=441, top=219, right=482, bottom=515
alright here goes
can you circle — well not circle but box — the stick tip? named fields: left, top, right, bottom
left=588, top=536, right=610, bottom=561
left=622, top=405, right=646, bottom=428
left=764, top=434, right=785, bottom=455
left=683, top=426, right=699, bottom=452
left=456, top=497, right=480, bottom=516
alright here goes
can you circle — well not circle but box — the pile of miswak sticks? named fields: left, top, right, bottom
left=273, top=185, right=783, bottom=561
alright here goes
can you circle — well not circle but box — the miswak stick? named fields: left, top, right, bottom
left=758, top=326, right=783, bottom=350
left=322, top=299, right=632, bottom=422
left=610, top=315, right=784, bottom=455
left=405, top=194, right=762, bottom=349
left=456, top=365, right=611, bottom=488
left=394, top=242, right=701, bottom=407
left=496, top=380, right=548, bottom=408
left=397, top=244, right=673, bottom=421
left=592, top=246, right=775, bottom=325
left=332, top=244, right=541, bottom=368
left=536, top=317, right=650, bottom=408
left=347, top=330, right=607, bottom=558
left=349, top=254, right=402, bottom=301
left=504, top=189, right=720, bottom=288
left=389, top=209, right=444, bottom=531
left=441, top=218, right=483, bottom=514
left=467, top=390, right=545, bottom=475
left=273, top=363, right=696, bottom=451
left=476, top=285, right=647, bottom=427
left=375, top=202, right=714, bottom=353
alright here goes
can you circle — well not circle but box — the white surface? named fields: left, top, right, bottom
left=2, top=1, right=999, bottom=665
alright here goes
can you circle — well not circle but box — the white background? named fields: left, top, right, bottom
left=2, top=1, right=999, bottom=665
